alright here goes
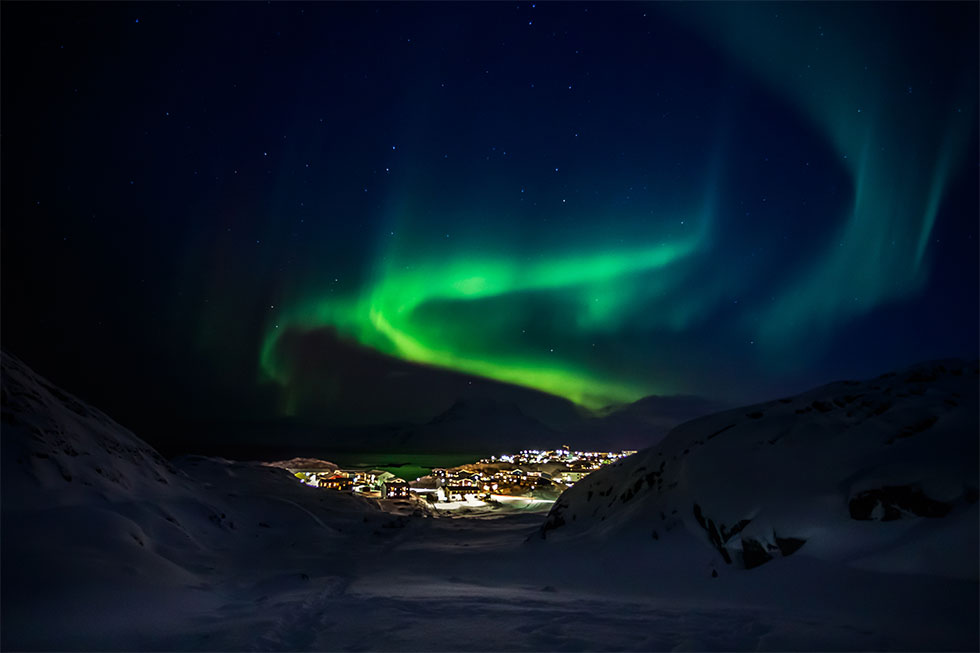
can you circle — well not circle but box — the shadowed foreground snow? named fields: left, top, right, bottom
left=2, top=352, right=977, bottom=651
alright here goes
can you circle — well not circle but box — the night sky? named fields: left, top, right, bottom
left=2, top=2, right=977, bottom=452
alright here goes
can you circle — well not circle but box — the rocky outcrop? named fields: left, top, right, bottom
left=849, top=485, right=954, bottom=521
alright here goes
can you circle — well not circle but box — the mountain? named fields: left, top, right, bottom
left=541, top=359, right=979, bottom=580
left=429, top=396, right=532, bottom=424
left=158, top=389, right=725, bottom=458
left=338, top=393, right=726, bottom=455
left=562, top=394, right=728, bottom=450
left=387, top=396, right=560, bottom=454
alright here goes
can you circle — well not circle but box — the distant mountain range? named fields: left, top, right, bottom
left=561, top=394, right=728, bottom=451
left=357, top=392, right=727, bottom=455
left=386, top=396, right=559, bottom=453
left=161, top=390, right=726, bottom=458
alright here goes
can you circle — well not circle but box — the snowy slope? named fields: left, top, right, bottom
left=0, top=352, right=384, bottom=650
left=4, top=352, right=977, bottom=651
left=541, top=360, right=979, bottom=580
left=1, top=351, right=189, bottom=510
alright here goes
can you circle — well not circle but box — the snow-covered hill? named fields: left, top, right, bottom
left=541, top=360, right=979, bottom=580
left=0, top=352, right=386, bottom=650
left=4, top=352, right=977, bottom=651
left=1, top=351, right=189, bottom=509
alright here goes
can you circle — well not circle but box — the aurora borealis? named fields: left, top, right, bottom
left=260, top=214, right=712, bottom=410
left=2, top=2, right=977, bottom=447
left=257, top=2, right=977, bottom=415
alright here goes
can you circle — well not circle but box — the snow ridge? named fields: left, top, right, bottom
left=541, top=359, right=979, bottom=580
left=1, top=351, right=386, bottom=650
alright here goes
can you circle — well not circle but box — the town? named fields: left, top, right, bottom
left=279, top=447, right=637, bottom=510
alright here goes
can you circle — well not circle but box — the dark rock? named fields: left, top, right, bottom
left=707, top=423, right=736, bottom=440
left=774, top=535, right=806, bottom=556
left=540, top=509, right=566, bottom=538
left=886, top=415, right=938, bottom=444
left=849, top=485, right=953, bottom=520
left=693, top=504, right=732, bottom=564
left=872, top=400, right=893, bottom=416
left=741, top=538, right=773, bottom=569
left=720, top=518, right=751, bottom=543
left=905, top=368, right=940, bottom=384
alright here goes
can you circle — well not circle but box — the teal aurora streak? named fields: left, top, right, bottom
left=261, top=4, right=976, bottom=413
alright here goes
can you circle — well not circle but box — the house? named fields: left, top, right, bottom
left=373, top=471, right=395, bottom=489
left=444, top=485, right=480, bottom=502
left=382, top=478, right=411, bottom=499
left=319, top=473, right=353, bottom=492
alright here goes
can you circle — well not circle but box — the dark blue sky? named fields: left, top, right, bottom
left=2, top=2, right=977, bottom=449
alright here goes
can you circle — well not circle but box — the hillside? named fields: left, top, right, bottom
left=0, top=352, right=384, bottom=650
left=3, top=352, right=977, bottom=651
left=541, top=360, right=979, bottom=582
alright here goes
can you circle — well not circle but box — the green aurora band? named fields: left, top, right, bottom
left=261, top=210, right=713, bottom=411
left=260, top=5, right=975, bottom=413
